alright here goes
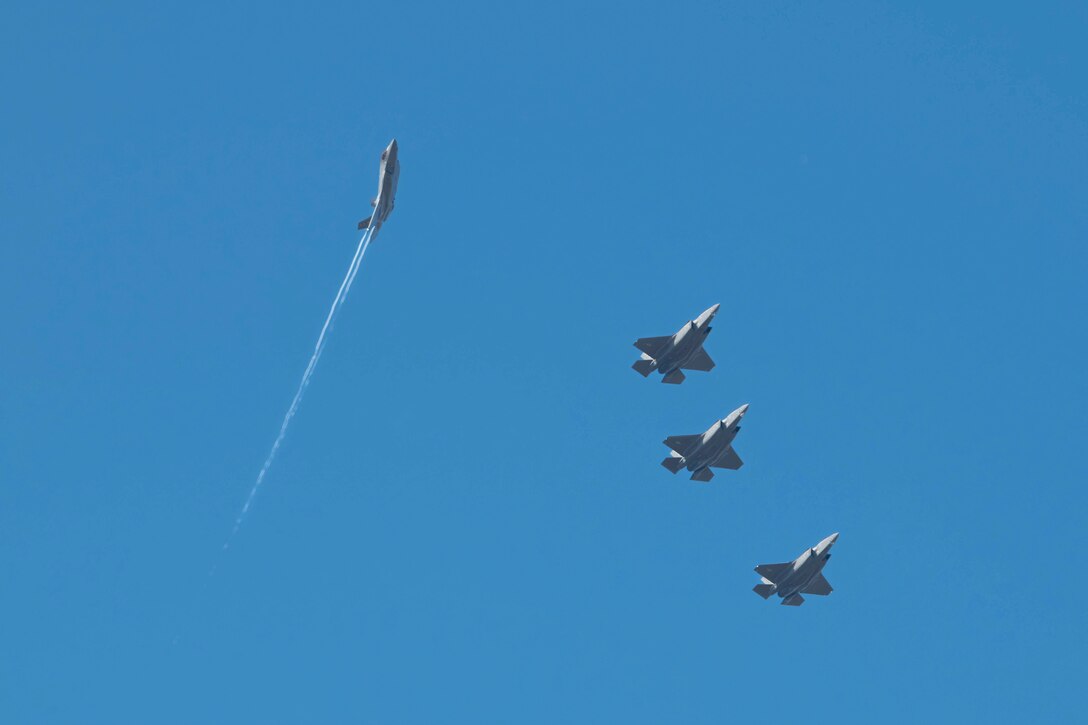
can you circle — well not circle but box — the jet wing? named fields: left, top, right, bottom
left=710, top=446, right=743, bottom=470
left=801, top=573, right=833, bottom=596
left=681, top=347, right=715, bottom=372
left=634, top=336, right=672, bottom=359
left=754, top=562, right=792, bottom=584
left=663, top=434, right=701, bottom=457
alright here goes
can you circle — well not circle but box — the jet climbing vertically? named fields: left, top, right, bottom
left=358, top=138, right=399, bottom=239
left=222, top=139, right=400, bottom=555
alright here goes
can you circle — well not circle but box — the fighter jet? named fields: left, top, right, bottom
left=661, top=403, right=749, bottom=482
left=358, top=139, right=399, bottom=238
left=632, top=304, right=720, bottom=384
left=753, top=533, right=839, bottom=606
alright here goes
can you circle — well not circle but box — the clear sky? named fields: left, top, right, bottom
left=2, top=2, right=1086, bottom=723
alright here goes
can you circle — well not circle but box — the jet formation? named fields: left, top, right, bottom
left=257, top=141, right=842, bottom=609
left=633, top=302, right=840, bottom=606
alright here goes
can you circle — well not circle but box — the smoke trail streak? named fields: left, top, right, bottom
left=222, top=228, right=375, bottom=552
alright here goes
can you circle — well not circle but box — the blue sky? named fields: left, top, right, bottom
left=2, top=2, right=1086, bottom=722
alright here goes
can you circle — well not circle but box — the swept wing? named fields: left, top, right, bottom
left=755, top=562, right=792, bottom=584
left=663, top=434, right=701, bottom=457
left=710, top=446, right=743, bottom=470
left=634, top=336, right=672, bottom=359
left=682, top=347, right=715, bottom=372
left=801, top=573, right=833, bottom=596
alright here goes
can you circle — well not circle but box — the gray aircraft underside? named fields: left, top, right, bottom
left=753, top=533, right=839, bottom=606
left=661, top=403, right=749, bottom=482
left=632, top=304, right=720, bottom=384
left=358, top=138, right=399, bottom=238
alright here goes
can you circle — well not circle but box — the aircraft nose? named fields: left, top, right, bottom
left=737, top=403, right=750, bottom=416
left=695, top=303, right=721, bottom=326
left=826, top=532, right=840, bottom=545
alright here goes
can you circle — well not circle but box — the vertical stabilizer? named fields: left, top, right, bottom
left=662, top=369, right=686, bottom=384
left=690, top=467, right=714, bottom=482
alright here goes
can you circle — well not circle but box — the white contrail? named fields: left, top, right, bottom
left=222, top=227, right=376, bottom=551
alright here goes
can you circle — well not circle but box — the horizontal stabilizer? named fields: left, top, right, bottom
left=663, top=434, right=701, bottom=457
left=782, top=593, right=805, bottom=606
left=801, top=572, right=833, bottom=596
left=633, top=335, right=671, bottom=359
left=711, top=446, right=743, bottom=470
left=682, top=346, right=715, bottom=372
left=660, top=456, right=685, bottom=474
left=357, top=215, right=372, bottom=230
left=662, top=369, right=686, bottom=384
left=753, top=583, right=775, bottom=600
left=754, top=562, right=792, bottom=584
left=632, top=358, right=656, bottom=377
left=690, top=467, right=714, bottom=482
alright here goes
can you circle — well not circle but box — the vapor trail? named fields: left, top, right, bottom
left=222, top=228, right=375, bottom=551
